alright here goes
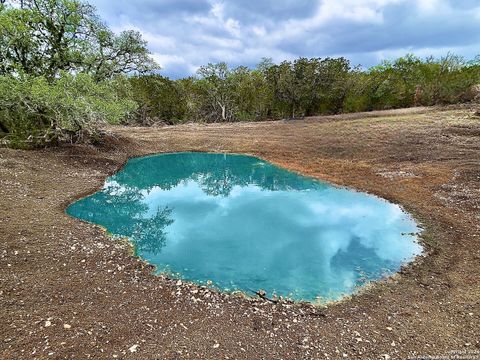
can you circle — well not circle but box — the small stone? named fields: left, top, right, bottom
left=386, top=327, right=393, bottom=331
left=176, top=280, right=182, bottom=286
left=129, top=344, right=139, bottom=353
left=213, top=343, right=220, bottom=349
left=44, top=320, right=52, bottom=327
left=63, top=324, right=71, bottom=329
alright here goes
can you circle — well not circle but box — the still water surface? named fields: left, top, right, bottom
left=67, top=153, right=422, bottom=301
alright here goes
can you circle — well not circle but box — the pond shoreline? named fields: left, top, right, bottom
left=66, top=151, right=424, bottom=304
left=1, top=107, right=479, bottom=358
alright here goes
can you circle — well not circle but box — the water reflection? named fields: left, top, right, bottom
left=67, top=153, right=422, bottom=301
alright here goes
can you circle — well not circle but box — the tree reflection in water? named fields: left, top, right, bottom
left=131, top=207, right=174, bottom=255
left=111, top=152, right=325, bottom=197
left=67, top=181, right=174, bottom=255
left=67, top=153, right=316, bottom=254
left=66, top=153, right=421, bottom=301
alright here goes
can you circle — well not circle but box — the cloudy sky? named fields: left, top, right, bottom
left=90, top=0, right=480, bottom=78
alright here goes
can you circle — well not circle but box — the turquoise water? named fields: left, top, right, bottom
left=66, top=152, right=422, bottom=302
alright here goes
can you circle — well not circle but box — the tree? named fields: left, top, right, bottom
left=266, top=61, right=301, bottom=118
left=0, top=0, right=157, bottom=147
left=315, top=57, right=351, bottom=114
left=195, top=62, right=236, bottom=122
left=0, top=72, right=136, bottom=146
left=422, top=53, right=478, bottom=105
left=264, top=57, right=352, bottom=117
left=293, top=57, right=319, bottom=116
left=0, top=0, right=158, bottom=81
left=129, top=75, right=187, bottom=125
left=229, top=65, right=270, bottom=121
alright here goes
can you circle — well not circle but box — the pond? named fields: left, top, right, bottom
left=66, top=152, right=422, bottom=302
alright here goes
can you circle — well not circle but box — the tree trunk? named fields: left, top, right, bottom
left=215, top=100, right=227, bottom=121
left=221, top=105, right=226, bottom=121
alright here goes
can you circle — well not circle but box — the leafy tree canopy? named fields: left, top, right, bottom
left=0, top=0, right=158, bottom=80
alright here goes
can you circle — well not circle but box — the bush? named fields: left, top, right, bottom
left=128, top=75, right=188, bottom=125
left=0, top=73, right=137, bottom=148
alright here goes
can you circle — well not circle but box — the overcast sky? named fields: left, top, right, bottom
left=89, top=0, right=480, bottom=78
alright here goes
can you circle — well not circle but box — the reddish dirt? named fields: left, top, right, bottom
left=0, top=107, right=479, bottom=359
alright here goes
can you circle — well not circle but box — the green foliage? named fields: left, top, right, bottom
left=0, top=1, right=478, bottom=143
left=0, top=0, right=155, bottom=147
left=363, top=54, right=480, bottom=109
left=0, top=73, right=136, bottom=147
left=0, top=0, right=158, bottom=80
left=128, top=54, right=480, bottom=125
left=194, top=62, right=237, bottom=122
left=128, top=75, right=187, bottom=125
left=230, top=67, right=271, bottom=121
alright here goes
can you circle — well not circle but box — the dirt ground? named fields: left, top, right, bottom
left=0, top=106, right=479, bottom=359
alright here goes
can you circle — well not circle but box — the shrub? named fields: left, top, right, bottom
left=0, top=73, right=137, bottom=148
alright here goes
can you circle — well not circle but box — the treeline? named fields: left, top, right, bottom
left=129, top=55, right=480, bottom=125
left=1, top=0, right=479, bottom=148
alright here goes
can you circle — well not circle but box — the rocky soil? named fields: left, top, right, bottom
left=1, top=107, right=479, bottom=359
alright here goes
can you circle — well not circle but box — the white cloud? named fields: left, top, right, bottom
left=190, top=2, right=242, bottom=38
left=252, top=26, right=267, bottom=37
left=416, top=0, right=442, bottom=12
left=90, top=0, right=480, bottom=78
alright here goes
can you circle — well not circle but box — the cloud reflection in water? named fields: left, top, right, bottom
left=67, top=153, right=422, bottom=301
